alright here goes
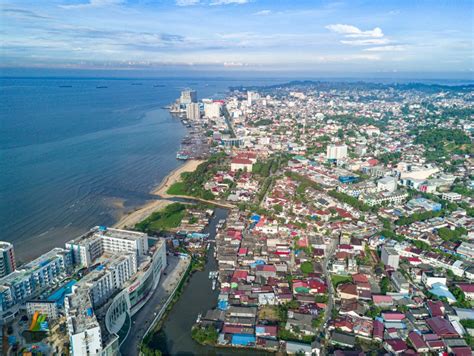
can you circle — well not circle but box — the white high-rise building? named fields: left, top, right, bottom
left=247, top=91, right=260, bottom=106
left=0, top=241, right=16, bottom=278
left=326, top=144, right=348, bottom=161
left=186, top=103, right=201, bottom=120
left=204, top=102, right=222, bottom=118
left=180, top=90, right=197, bottom=105
left=66, top=226, right=149, bottom=268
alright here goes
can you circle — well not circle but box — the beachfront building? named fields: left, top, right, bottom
left=0, top=241, right=16, bottom=278
left=0, top=247, right=72, bottom=323
left=180, top=89, right=197, bottom=105
left=64, top=227, right=167, bottom=355
left=186, top=102, right=201, bottom=121
left=66, top=226, right=149, bottom=268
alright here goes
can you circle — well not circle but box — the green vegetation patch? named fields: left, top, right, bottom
left=191, top=326, right=218, bottom=345
left=135, top=203, right=186, bottom=233
left=331, top=274, right=352, bottom=288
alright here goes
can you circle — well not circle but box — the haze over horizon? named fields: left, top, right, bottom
left=1, top=0, right=473, bottom=79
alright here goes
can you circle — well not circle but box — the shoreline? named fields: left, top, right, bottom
left=113, top=159, right=205, bottom=229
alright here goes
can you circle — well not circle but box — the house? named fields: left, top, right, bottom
left=372, top=295, right=393, bottom=308
left=285, top=312, right=316, bottom=335
left=383, top=339, right=407, bottom=354
left=408, top=331, right=429, bottom=353
left=457, top=283, right=474, bottom=300
left=422, top=271, right=447, bottom=288
left=231, top=157, right=254, bottom=172
left=337, top=283, right=358, bottom=300
left=426, top=316, right=459, bottom=338
left=373, top=320, right=384, bottom=341
left=330, top=331, right=356, bottom=348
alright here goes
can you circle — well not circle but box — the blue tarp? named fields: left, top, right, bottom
left=231, top=334, right=256, bottom=346
left=250, top=214, right=261, bottom=222
left=218, top=300, right=229, bottom=310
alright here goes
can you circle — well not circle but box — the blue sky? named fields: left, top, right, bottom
left=1, top=0, right=473, bottom=76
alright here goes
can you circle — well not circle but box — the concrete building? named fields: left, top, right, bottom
left=186, top=102, right=201, bottom=121
left=391, top=271, right=409, bottom=294
left=326, top=144, right=348, bottom=161
left=0, top=242, right=16, bottom=278
left=26, top=300, right=59, bottom=319
left=66, top=226, right=149, bottom=268
left=180, top=89, right=197, bottom=105
left=377, top=176, right=397, bottom=193
left=247, top=91, right=260, bottom=106
left=0, top=248, right=72, bottom=323
left=381, top=245, right=400, bottom=270
left=456, top=242, right=474, bottom=259
left=204, top=102, right=222, bottom=118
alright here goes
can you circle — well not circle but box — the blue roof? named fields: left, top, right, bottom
left=429, top=283, right=456, bottom=302
left=47, top=280, right=77, bottom=305
left=218, top=300, right=229, bottom=310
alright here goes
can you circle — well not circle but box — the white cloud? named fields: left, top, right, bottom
left=60, top=0, right=124, bottom=9
left=326, top=24, right=384, bottom=38
left=340, top=38, right=389, bottom=46
left=253, top=9, right=271, bottom=16
left=175, top=0, right=200, bottom=6
left=210, top=0, right=249, bottom=5
left=364, top=45, right=406, bottom=52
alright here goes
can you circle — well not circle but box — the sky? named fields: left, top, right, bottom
left=1, top=0, right=473, bottom=77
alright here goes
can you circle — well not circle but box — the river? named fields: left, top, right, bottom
left=146, top=207, right=271, bottom=355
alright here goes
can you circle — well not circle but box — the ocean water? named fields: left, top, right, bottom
left=0, top=76, right=283, bottom=261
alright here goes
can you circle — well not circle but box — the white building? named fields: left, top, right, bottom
left=66, top=226, right=149, bottom=268
left=442, top=192, right=462, bottom=202
left=377, top=176, right=397, bottom=193
left=247, top=91, right=260, bottom=106
left=326, top=144, right=348, bottom=161
left=381, top=245, right=400, bottom=270
left=0, top=241, right=16, bottom=278
left=186, top=103, right=201, bottom=121
left=457, top=242, right=474, bottom=259
left=26, top=300, right=59, bottom=319
left=421, top=271, right=447, bottom=288
left=204, top=102, right=222, bottom=118
left=180, top=89, right=197, bottom=105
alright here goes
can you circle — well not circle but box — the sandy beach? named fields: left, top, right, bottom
left=152, top=159, right=204, bottom=198
left=114, top=160, right=204, bottom=229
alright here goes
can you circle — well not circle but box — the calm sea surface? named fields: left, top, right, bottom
left=0, top=76, right=283, bottom=261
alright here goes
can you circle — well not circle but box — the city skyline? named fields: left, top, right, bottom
left=1, top=0, right=473, bottom=77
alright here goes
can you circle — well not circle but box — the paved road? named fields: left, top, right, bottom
left=120, top=255, right=189, bottom=356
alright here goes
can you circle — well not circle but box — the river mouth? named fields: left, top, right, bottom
left=146, top=207, right=272, bottom=356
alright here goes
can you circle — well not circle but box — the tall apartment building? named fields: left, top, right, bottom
left=180, top=89, right=197, bottom=105
left=66, top=226, right=149, bottom=268
left=326, top=144, right=348, bottom=161
left=0, top=247, right=72, bottom=322
left=204, top=102, right=222, bottom=118
left=186, top=102, right=201, bottom=120
left=381, top=245, right=400, bottom=270
left=247, top=91, right=260, bottom=106
left=0, top=241, right=16, bottom=278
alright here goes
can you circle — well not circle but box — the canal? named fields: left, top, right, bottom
left=147, top=207, right=271, bottom=355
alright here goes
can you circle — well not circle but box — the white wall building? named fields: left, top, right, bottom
left=377, top=176, right=397, bottom=193
left=326, top=144, right=348, bottom=161
left=204, top=102, right=222, bottom=118
left=186, top=103, right=201, bottom=121
left=381, top=245, right=400, bottom=270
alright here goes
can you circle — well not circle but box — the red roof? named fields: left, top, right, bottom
left=385, top=339, right=407, bottom=352
left=373, top=320, right=384, bottom=339
left=352, top=273, right=369, bottom=283
left=408, top=331, right=428, bottom=351
left=372, top=295, right=393, bottom=304
left=231, top=158, right=253, bottom=165
left=382, top=312, right=405, bottom=321
left=457, top=283, right=474, bottom=293
left=426, top=317, right=459, bottom=338
left=232, top=270, right=248, bottom=280
left=427, top=300, right=444, bottom=317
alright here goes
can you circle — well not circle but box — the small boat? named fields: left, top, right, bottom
left=212, top=280, right=216, bottom=290
left=96, top=86, right=108, bottom=89
left=196, top=313, right=202, bottom=323
left=58, top=85, right=72, bottom=88
left=131, top=83, right=143, bottom=86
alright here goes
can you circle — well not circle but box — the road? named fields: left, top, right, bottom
left=120, top=254, right=189, bottom=356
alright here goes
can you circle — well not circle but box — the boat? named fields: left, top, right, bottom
left=196, top=313, right=202, bottom=323
left=212, top=280, right=216, bottom=290
left=58, top=85, right=72, bottom=88
left=96, top=86, right=108, bottom=89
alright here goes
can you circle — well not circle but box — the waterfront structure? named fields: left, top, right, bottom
left=326, top=144, right=348, bottom=161
left=0, top=241, right=16, bottom=278
left=180, top=89, right=197, bottom=105
left=0, top=247, right=72, bottom=323
left=65, top=227, right=166, bottom=355
left=186, top=102, right=201, bottom=121
left=66, top=226, right=149, bottom=268
left=381, top=245, right=400, bottom=270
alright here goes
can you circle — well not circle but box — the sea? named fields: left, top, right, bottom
left=0, top=75, right=284, bottom=262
